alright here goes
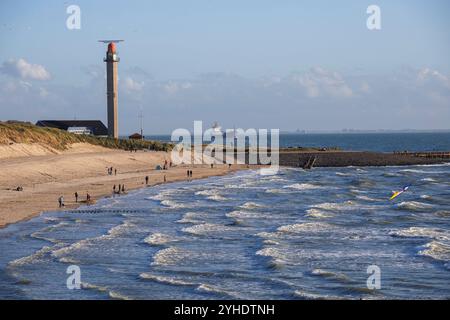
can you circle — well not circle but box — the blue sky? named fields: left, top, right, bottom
left=0, top=0, right=449, bottom=133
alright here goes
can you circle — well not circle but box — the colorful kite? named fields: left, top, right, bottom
left=389, top=186, right=409, bottom=200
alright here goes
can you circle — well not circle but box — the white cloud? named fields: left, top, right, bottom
left=289, top=67, right=353, bottom=98
left=0, top=58, right=51, bottom=80
left=124, top=76, right=144, bottom=92
left=416, top=68, right=450, bottom=89
left=163, top=81, right=192, bottom=95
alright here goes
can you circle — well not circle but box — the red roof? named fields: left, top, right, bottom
left=108, top=42, right=116, bottom=53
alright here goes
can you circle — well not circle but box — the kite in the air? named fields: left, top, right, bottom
left=389, top=186, right=409, bottom=200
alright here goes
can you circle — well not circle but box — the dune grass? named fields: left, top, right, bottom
left=0, top=121, right=172, bottom=151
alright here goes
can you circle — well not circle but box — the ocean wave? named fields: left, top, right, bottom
left=182, top=223, right=234, bottom=236
left=305, top=208, right=334, bottom=219
left=418, top=241, right=450, bottom=264
left=176, top=212, right=207, bottom=224
left=435, top=210, right=450, bottom=218
left=144, top=233, right=178, bottom=246
left=140, top=272, right=196, bottom=286
left=283, top=183, right=322, bottom=190
left=108, top=291, right=134, bottom=300
left=226, top=210, right=261, bottom=219
left=51, top=221, right=134, bottom=260
left=146, top=190, right=177, bottom=201
left=195, top=189, right=227, bottom=201
left=81, top=282, right=134, bottom=300
left=277, top=222, right=333, bottom=234
left=9, top=243, right=65, bottom=267
left=239, top=202, right=265, bottom=209
left=396, top=201, right=433, bottom=211
left=401, top=169, right=445, bottom=174
left=161, top=199, right=190, bottom=209
left=421, top=177, right=437, bottom=182
left=152, top=247, right=190, bottom=266
left=310, top=201, right=354, bottom=211
left=265, top=188, right=289, bottom=194
left=336, top=172, right=352, bottom=177
left=390, top=227, right=450, bottom=241
left=255, top=247, right=287, bottom=263
left=311, top=269, right=351, bottom=282
left=382, top=172, right=401, bottom=178
left=293, top=290, right=343, bottom=300
left=196, top=284, right=240, bottom=298
left=355, top=195, right=377, bottom=202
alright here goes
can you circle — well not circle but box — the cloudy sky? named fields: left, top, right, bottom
left=0, top=0, right=449, bottom=134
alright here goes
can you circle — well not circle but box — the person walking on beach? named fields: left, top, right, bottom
left=113, top=184, right=116, bottom=193
left=74, top=192, right=78, bottom=203
left=121, top=184, right=125, bottom=193
left=114, top=168, right=117, bottom=176
left=164, top=175, right=166, bottom=182
left=118, top=184, right=121, bottom=194
left=145, top=176, right=149, bottom=185
left=58, top=196, right=64, bottom=208
left=86, top=192, right=91, bottom=203
left=187, top=170, right=190, bottom=178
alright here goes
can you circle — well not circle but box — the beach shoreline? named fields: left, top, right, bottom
left=0, top=144, right=253, bottom=229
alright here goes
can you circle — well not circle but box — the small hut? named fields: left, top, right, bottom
left=129, top=133, right=143, bottom=140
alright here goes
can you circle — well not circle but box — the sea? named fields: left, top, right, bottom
left=0, top=133, right=449, bottom=300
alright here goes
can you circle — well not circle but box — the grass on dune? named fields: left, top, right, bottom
left=0, top=121, right=172, bottom=152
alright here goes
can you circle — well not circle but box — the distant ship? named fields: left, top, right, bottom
left=211, top=121, right=222, bottom=134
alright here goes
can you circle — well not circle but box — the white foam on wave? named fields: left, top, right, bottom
left=310, top=201, right=354, bottom=211
left=401, top=169, right=445, bottom=174
left=195, top=189, right=227, bottom=201
left=151, top=246, right=190, bottom=266
left=305, top=208, right=334, bottom=219
left=196, top=283, right=241, bottom=298
left=255, top=247, right=287, bottom=264
left=176, top=211, right=207, bottom=224
left=239, top=202, right=265, bottom=209
left=336, top=172, right=352, bottom=177
left=283, top=183, right=322, bottom=190
left=140, top=272, right=195, bottom=286
left=396, top=201, right=433, bottom=211
left=418, top=241, right=450, bottom=264
left=277, top=222, right=333, bottom=234
left=390, top=227, right=450, bottom=241
left=144, top=233, right=178, bottom=246
left=9, top=243, right=66, bottom=267
left=294, top=289, right=345, bottom=300
left=81, top=282, right=134, bottom=300
left=311, top=269, right=350, bottom=282
left=51, top=221, right=135, bottom=260
left=182, top=223, right=234, bottom=236
left=421, top=177, right=437, bottom=182
left=161, top=199, right=190, bottom=209
left=226, top=210, right=261, bottom=219
left=147, top=189, right=177, bottom=201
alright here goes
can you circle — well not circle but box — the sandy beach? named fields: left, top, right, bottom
left=0, top=143, right=250, bottom=228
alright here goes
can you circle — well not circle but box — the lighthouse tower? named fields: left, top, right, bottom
left=102, top=41, right=121, bottom=139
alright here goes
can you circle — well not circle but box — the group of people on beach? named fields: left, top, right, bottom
left=162, top=159, right=173, bottom=170
left=113, top=184, right=126, bottom=195
left=58, top=191, right=91, bottom=208
left=55, top=161, right=200, bottom=211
